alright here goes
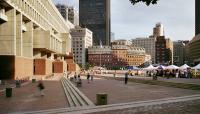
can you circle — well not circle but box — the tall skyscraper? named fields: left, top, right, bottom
left=153, top=23, right=164, bottom=37
left=195, top=0, right=200, bottom=35
left=56, top=4, right=68, bottom=21
left=79, top=0, right=111, bottom=46
left=68, top=7, right=79, bottom=26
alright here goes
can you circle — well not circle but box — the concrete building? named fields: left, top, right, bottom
left=0, top=0, right=74, bottom=79
left=56, top=4, right=68, bottom=21
left=156, top=36, right=173, bottom=65
left=132, top=37, right=156, bottom=64
left=187, top=34, right=200, bottom=65
left=88, top=41, right=151, bottom=68
left=68, top=7, right=79, bottom=26
left=196, top=0, right=200, bottom=35
left=173, top=40, right=189, bottom=66
left=79, top=0, right=111, bottom=46
left=70, top=26, right=93, bottom=68
left=111, top=32, right=115, bottom=42
left=153, top=23, right=164, bottom=37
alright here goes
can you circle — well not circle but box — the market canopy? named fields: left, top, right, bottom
left=192, top=63, right=200, bottom=70
left=127, top=66, right=139, bottom=70
left=179, top=64, right=190, bottom=70
left=143, top=65, right=157, bottom=70
left=156, top=65, right=166, bottom=70
left=165, top=65, right=179, bottom=70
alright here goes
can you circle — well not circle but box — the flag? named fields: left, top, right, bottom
left=100, top=40, right=103, bottom=48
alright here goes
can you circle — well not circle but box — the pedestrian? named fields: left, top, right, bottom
left=91, top=71, right=94, bottom=81
left=74, top=72, right=77, bottom=82
left=175, top=69, right=179, bottom=78
left=124, top=72, right=129, bottom=84
left=37, top=80, right=45, bottom=96
left=87, top=73, right=90, bottom=83
left=76, top=74, right=82, bottom=87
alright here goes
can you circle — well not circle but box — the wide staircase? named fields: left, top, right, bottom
left=60, top=76, right=94, bottom=107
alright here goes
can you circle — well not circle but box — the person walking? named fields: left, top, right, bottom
left=74, top=72, right=77, bottom=82
left=124, top=72, right=129, bottom=84
left=87, top=73, right=90, bottom=83
left=91, top=70, right=94, bottom=81
left=37, top=80, right=45, bottom=96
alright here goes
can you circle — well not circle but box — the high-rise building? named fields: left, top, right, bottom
left=188, top=35, right=200, bottom=65
left=70, top=26, right=93, bottom=68
left=153, top=23, right=164, bottom=37
left=79, top=0, right=111, bottom=46
left=56, top=4, right=68, bottom=21
left=156, top=36, right=173, bottom=65
left=68, top=7, right=79, bottom=26
left=132, top=37, right=156, bottom=64
left=195, top=0, right=200, bottom=35
left=173, top=40, right=189, bottom=66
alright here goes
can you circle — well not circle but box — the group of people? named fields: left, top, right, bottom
left=146, top=68, right=193, bottom=79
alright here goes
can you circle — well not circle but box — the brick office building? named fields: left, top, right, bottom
left=88, top=40, right=151, bottom=68
left=155, top=36, right=173, bottom=65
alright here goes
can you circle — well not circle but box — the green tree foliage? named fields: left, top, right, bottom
left=129, top=0, right=159, bottom=6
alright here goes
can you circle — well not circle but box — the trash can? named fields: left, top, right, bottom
left=6, top=88, right=12, bottom=97
left=16, top=81, right=21, bottom=88
left=32, top=79, right=36, bottom=83
left=96, top=93, right=107, bottom=105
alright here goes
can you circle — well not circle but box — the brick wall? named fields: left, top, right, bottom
left=53, top=60, right=63, bottom=73
left=15, top=56, right=33, bottom=80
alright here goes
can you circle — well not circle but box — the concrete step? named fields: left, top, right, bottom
left=18, top=94, right=200, bottom=114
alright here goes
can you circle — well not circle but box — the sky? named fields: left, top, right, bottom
left=53, top=0, right=195, bottom=41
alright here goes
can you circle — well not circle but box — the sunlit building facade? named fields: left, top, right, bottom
left=0, top=0, right=74, bottom=79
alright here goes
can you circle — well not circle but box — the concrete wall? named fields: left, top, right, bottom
left=0, top=9, right=16, bottom=55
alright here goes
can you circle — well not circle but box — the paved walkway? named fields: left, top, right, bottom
left=78, top=76, right=200, bottom=105
left=0, top=76, right=68, bottom=114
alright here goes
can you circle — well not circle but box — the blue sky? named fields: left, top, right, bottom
left=53, top=0, right=195, bottom=41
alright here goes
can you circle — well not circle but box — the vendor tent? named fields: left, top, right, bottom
left=143, top=65, right=157, bottom=70
left=166, top=65, right=179, bottom=70
left=193, top=64, right=200, bottom=70
left=179, top=64, right=190, bottom=70
left=156, top=65, right=166, bottom=70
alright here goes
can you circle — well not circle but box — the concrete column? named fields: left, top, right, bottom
left=16, top=13, right=22, bottom=56
left=23, top=21, right=33, bottom=58
left=0, top=9, right=16, bottom=55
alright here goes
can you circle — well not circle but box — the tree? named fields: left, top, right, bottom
left=129, top=0, right=159, bottom=6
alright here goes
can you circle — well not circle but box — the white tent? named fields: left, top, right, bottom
left=166, top=65, right=179, bottom=70
left=193, top=64, right=200, bottom=70
left=156, top=65, right=166, bottom=70
left=143, top=65, right=157, bottom=70
left=179, top=64, right=190, bottom=70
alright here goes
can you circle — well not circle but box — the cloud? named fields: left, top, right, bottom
left=111, top=0, right=195, bottom=41
left=53, top=0, right=195, bottom=41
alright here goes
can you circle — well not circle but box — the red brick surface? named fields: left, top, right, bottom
left=0, top=55, right=33, bottom=80
left=67, top=63, right=76, bottom=71
left=15, top=56, right=33, bottom=80
left=53, top=61, right=63, bottom=73
left=34, top=59, right=45, bottom=75
left=34, top=59, right=53, bottom=75
left=0, top=79, right=68, bottom=114
left=79, top=77, right=200, bottom=105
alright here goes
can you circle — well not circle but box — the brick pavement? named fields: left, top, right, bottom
left=90, top=99, right=200, bottom=114
left=78, top=76, right=200, bottom=105
left=0, top=76, right=68, bottom=114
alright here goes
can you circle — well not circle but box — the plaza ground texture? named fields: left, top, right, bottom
left=1, top=74, right=200, bottom=113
